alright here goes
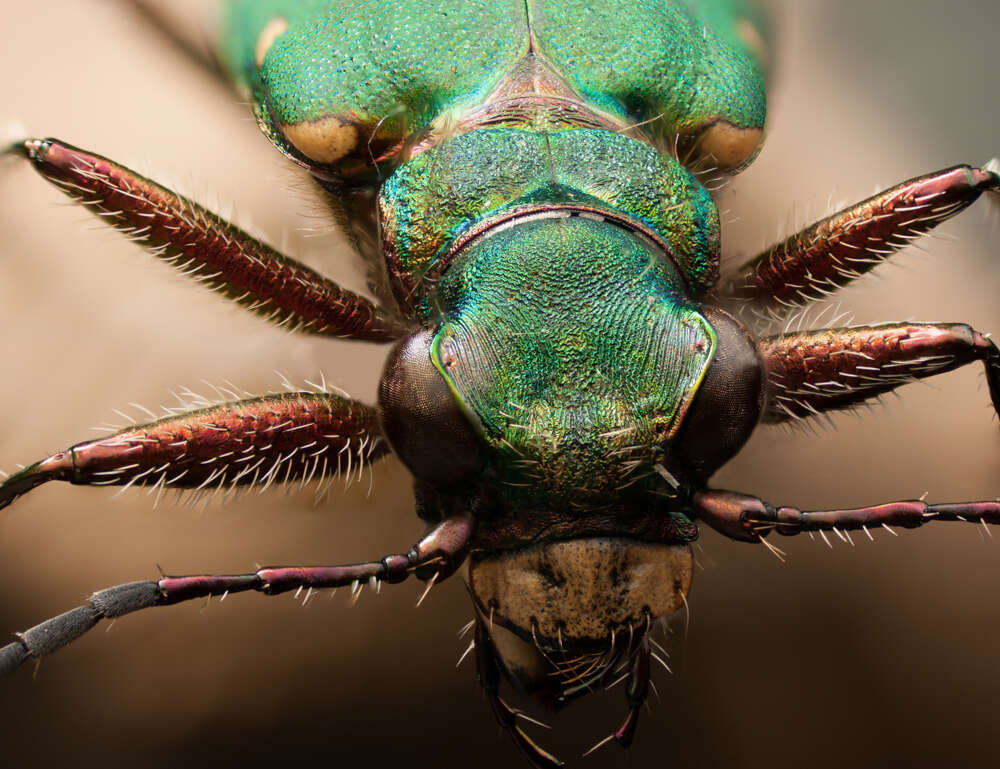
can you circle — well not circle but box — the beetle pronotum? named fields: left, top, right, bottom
left=1, top=1, right=999, bottom=768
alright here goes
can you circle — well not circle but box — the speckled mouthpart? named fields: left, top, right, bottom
left=467, top=538, right=693, bottom=646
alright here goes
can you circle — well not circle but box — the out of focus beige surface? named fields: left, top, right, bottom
left=1, top=2, right=999, bottom=767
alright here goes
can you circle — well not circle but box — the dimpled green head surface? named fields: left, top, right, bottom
left=222, top=1, right=528, bottom=136
left=433, top=215, right=714, bottom=512
left=527, top=0, right=766, bottom=133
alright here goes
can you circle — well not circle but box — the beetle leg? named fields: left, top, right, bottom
left=728, top=163, right=1000, bottom=316
left=692, top=489, right=1000, bottom=544
left=4, top=138, right=406, bottom=341
left=581, top=634, right=652, bottom=757
left=758, top=322, right=1000, bottom=422
left=613, top=634, right=650, bottom=748
left=0, top=392, right=388, bottom=511
left=474, top=621, right=565, bottom=769
left=0, top=512, right=474, bottom=678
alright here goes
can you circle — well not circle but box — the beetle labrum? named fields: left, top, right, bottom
left=2, top=1, right=1000, bottom=767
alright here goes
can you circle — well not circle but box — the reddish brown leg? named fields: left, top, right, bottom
left=729, top=163, right=999, bottom=314
left=6, top=138, right=405, bottom=341
left=474, top=621, right=565, bottom=769
left=759, top=322, right=1000, bottom=422
left=0, top=513, right=474, bottom=677
left=583, top=634, right=652, bottom=756
left=0, top=392, right=388, bottom=511
left=693, top=489, right=1000, bottom=545
left=614, top=635, right=650, bottom=748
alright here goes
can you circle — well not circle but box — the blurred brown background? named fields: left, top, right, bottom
left=1, top=2, right=999, bottom=767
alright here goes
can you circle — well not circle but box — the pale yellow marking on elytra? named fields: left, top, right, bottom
left=736, top=18, right=767, bottom=64
left=697, top=122, right=762, bottom=173
left=281, top=116, right=360, bottom=164
left=255, top=17, right=288, bottom=68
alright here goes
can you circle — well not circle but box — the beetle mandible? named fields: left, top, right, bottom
left=1, top=0, right=1000, bottom=764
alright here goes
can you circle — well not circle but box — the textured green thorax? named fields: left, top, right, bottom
left=432, top=216, right=714, bottom=513
left=380, top=128, right=721, bottom=307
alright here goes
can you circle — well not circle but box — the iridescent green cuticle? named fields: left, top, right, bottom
left=221, top=0, right=766, bottom=175
left=380, top=128, right=721, bottom=306
left=218, top=0, right=763, bottom=516
left=431, top=215, right=715, bottom=511
left=527, top=0, right=766, bottom=134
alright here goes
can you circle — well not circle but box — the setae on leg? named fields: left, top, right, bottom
left=758, top=322, right=1000, bottom=422
left=4, top=137, right=406, bottom=341
left=0, top=391, right=388, bottom=511
left=0, top=512, right=474, bottom=677
left=728, top=163, right=999, bottom=315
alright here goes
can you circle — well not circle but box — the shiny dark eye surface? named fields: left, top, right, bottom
left=674, top=307, right=765, bottom=481
left=377, top=329, right=487, bottom=488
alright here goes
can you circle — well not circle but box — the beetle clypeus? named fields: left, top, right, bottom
left=1, top=1, right=1000, bottom=768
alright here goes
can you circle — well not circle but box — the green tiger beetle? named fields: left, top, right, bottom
left=1, top=1, right=999, bottom=766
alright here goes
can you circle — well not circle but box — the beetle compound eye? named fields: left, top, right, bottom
left=378, top=330, right=487, bottom=488
left=675, top=308, right=765, bottom=481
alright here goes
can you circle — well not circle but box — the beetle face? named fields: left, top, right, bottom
left=377, top=213, right=764, bottom=703
left=428, top=214, right=718, bottom=512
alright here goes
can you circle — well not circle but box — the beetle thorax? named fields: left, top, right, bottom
left=377, top=127, right=722, bottom=313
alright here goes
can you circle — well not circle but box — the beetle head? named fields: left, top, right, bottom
left=376, top=214, right=764, bottom=705
left=423, top=213, right=738, bottom=509
left=378, top=213, right=765, bottom=507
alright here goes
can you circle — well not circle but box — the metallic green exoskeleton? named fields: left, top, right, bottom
left=6, top=1, right=999, bottom=767
left=220, top=0, right=769, bottom=510
left=221, top=0, right=768, bottom=760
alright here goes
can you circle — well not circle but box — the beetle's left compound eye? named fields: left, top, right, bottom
left=674, top=307, right=765, bottom=481
left=378, top=330, right=487, bottom=488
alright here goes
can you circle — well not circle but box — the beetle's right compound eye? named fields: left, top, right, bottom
left=378, top=330, right=487, bottom=488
